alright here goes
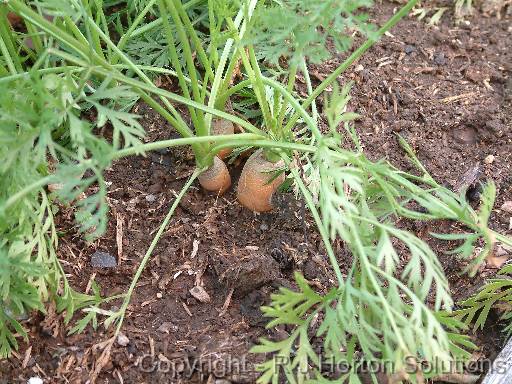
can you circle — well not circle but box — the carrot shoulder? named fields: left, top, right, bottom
left=237, top=149, right=285, bottom=212
left=198, top=156, right=231, bottom=195
left=211, top=118, right=234, bottom=160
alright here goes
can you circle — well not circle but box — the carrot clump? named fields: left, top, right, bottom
left=211, top=118, right=235, bottom=159
left=237, top=149, right=285, bottom=212
left=198, top=156, right=231, bottom=195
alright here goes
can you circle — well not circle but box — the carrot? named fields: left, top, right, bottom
left=211, top=118, right=235, bottom=159
left=7, top=13, right=23, bottom=27
left=237, top=149, right=285, bottom=212
left=198, top=156, right=231, bottom=194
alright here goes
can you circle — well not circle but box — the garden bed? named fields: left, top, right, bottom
left=1, top=1, right=511, bottom=383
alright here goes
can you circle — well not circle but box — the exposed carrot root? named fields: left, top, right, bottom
left=237, top=149, right=285, bottom=212
left=211, top=118, right=235, bottom=159
left=198, top=156, right=231, bottom=195
left=7, top=13, right=23, bottom=27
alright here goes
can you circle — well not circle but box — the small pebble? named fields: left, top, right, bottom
left=260, top=223, right=269, bottom=231
left=484, top=155, right=495, bottom=164
left=189, top=286, right=211, bottom=303
left=434, top=52, right=447, bottom=66
left=404, top=45, right=416, bottom=55
left=157, top=322, right=176, bottom=333
left=117, top=332, right=130, bottom=347
left=90, top=251, right=117, bottom=268
left=145, top=194, right=157, bottom=203
left=501, top=201, right=512, bottom=214
left=28, top=378, right=43, bottom=384
left=156, top=292, right=163, bottom=299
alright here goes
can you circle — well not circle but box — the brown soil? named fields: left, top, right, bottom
left=1, top=2, right=511, bottom=383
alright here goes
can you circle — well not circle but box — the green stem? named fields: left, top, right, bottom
left=25, top=21, right=43, bottom=54
left=224, top=18, right=274, bottom=133
left=215, top=55, right=241, bottom=105
left=81, top=0, right=105, bottom=60
left=248, top=45, right=275, bottom=132
left=8, top=0, right=100, bottom=63
left=494, top=232, right=512, bottom=248
left=216, top=0, right=260, bottom=102
left=284, top=155, right=344, bottom=287
left=112, top=133, right=265, bottom=159
left=126, top=0, right=204, bottom=40
left=300, top=58, right=318, bottom=124
left=206, top=139, right=315, bottom=167
left=63, top=16, right=89, bottom=46
left=114, top=134, right=317, bottom=162
left=216, top=78, right=249, bottom=108
left=0, top=34, right=17, bottom=75
left=211, top=0, right=258, bottom=112
left=0, top=9, right=22, bottom=74
left=0, top=175, right=55, bottom=213
left=277, top=63, right=298, bottom=131
left=114, top=169, right=201, bottom=334
left=112, top=0, right=159, bottom=64
left=207, top=0, right=218, bottom=67
left=261, top=77, right=319, bottom=139
left=158, top=0, right=202, bottom=134
left=137, top=91, right=192, bottom=139
left=0, top=65, right=86, bottom=82
left=0, top=64, right=194, bottom=84
left=173, top=0, right=214, bottom=81
left=166, top=0, right=207, bottom=137
left=0, top=62, right=8, bottom=76
left=96, top=5, right=112, bottom=59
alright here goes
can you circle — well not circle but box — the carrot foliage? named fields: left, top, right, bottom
left=245, top=0, right=375, bottom=65
left=0, top=71, right=141, bottom=356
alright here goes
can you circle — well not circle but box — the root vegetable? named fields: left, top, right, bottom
left=237, top=149, right=285, bottom=212
left=198, top=156, right=231, bottom=194
left=211, top=118, right=235, bottom=159
left=7, top=13, right=23, bottom=27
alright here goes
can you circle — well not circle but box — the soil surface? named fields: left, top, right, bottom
left=1, top=1, right=511, bottom=383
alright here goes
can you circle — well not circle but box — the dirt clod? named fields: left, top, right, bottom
left=213, top=250, right=280, bottom=297
left=90, top=251, right=117, bottom=268
left=452, top=127, right=477, bottom=145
